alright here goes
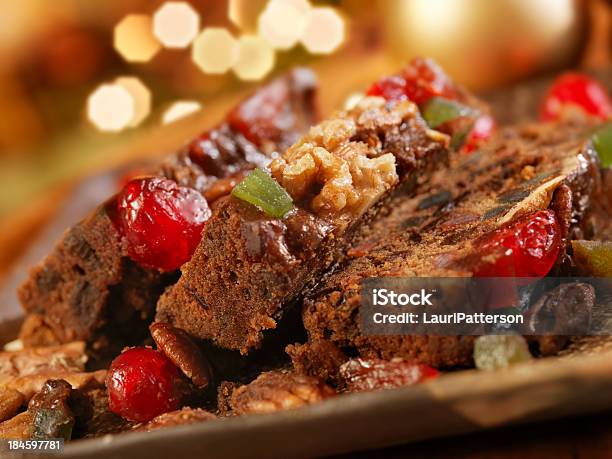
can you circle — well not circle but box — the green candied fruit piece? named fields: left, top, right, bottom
left=33, top=408, right=74, bottom=441
left=473, top=335, right=532, bottom=370
left=592, top=122, right=612, bottom=168
left=572, top=240, right=612, bottom=277
left=232, top=168, right=294, bottom=218
left=422, top=97, right=475, bottom=129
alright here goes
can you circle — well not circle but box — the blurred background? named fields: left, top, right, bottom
left=0, top=0, right=609, bottom=280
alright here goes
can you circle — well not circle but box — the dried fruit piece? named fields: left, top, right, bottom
left=422, top=97, right=474, bottom=129
left=473, top=335, right=532, bottom=370
left=339, top=358, right=439, bottom=392
left=474, top=210, right=561, bottom=278
left=150, top=323, right=212, bottom=389
left=592, top=123, right=612, bottom=168
left=540, top=72, right=612, bottom=121
left=572, top=240, right=612, bottom=277
left=106, top=347, right=187, bottom=423
left=115, top=177, right=211, bottom=272
left=525, top=283, right=594, bottom=335
left=231, top=168, right=294, bottom=218
left=462, top=114, right=496, bottom=153
left=230, top=371, right=335, bottom=415
left=367, top=57, right=457, bottom=105
left=29, top=379, right=74, bottom=440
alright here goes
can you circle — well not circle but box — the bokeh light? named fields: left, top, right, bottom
left=115, top=77, right=151, bottom=127
left=258, top=0, right=311, bottom=50
left=233, top=35, right=275, bottom=81
left=113, top=14, right=161, bottom=62
left=192, top=28, right=238, bottom=74
left=153, top=2, right=200, bottom=49
left=300, top=7, right=345, bottom=54
left=87, top=84, right=135, bottom=132
left=162, top=100, right=202, bottom=124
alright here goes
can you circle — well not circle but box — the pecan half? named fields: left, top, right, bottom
left=150, top=322, right=212, bottom=389
left=230, top=371, right=335, bottom=415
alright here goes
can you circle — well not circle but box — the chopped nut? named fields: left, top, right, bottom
left=270, top=97, right=423, bottom=224
left=18, top=314, right=62, bottom=348
left=133, top=407, right=216, bottom=432
left=0, top=411, right=34, bottom=440
left=3, top=370, right=106, bottom=401
left=217, top=381, right=238, bottom=416
left=150, top=323, right=212, bottom=389
left=339, top=358, right=439, bottom=392
left=0, top=342, right=87, bottom=385
left=230, top=371, right=335, bottom=415
left=0, top=388, right=24, bottom=422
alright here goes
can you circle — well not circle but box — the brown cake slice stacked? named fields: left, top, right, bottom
left=299, top=117, right=603, bottom=371
left=156, top=94, right=452, bottom=354
left=18, top=68, right=318, bottom=358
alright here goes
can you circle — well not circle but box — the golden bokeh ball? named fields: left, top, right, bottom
left=258, top=0, right=311, bottom=50
left=192, top=28, right=239, bottom=74
left=113, top=14, right=161, bottom=63
left=233, top=35, right=276, bottom=81
left=382, top=0, right=587, bottom=89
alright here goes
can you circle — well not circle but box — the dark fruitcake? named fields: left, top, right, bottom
left=301, top=118, right=602, bottom=369
left=156, top=96, right=451, bottom=353
left=18, top=69, right=319, bottom=358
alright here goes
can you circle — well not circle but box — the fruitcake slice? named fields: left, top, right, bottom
left=156, top=60, right=495, bottom=354
left=18, top=68, right=318, bottom=358
left=156, top=97, right=452, bottom=353
left=301, top=118, right=603, bottom=369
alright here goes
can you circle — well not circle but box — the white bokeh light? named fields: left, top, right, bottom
left=192, top=28, right=238, bottom=74
left=233, top=35, right=275, bottom=81
left=162, top=101, right=202, bottom=124
left=258, top=0, right=311, bottom=50
left=300, top=7, right=345, bottom=54
left=153, top=2, right=200, bottom=49
left=115, top=77, right=152, bottom=127
left=87, top=84, right=135, bottom=132
left=114, top=14, right=161, bottom=62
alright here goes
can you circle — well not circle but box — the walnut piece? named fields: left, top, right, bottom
left=4, top=370, right=106, bottom=401
left=270, top=97, right=418, bottom=224
left=230, top=371, right=335, bottom=415
left=0, top=342, right=87, bottom=385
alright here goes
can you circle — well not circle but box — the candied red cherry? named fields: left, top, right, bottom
left=474, top=210, right=561, bottom=278
left=540, top=72, right=612, bottom=122
left=227, top=77, right=289, bottom=147
left=462, top=114, right=496, bottom=153
left=107, top=347, right=186, bottom=423
left=114, top=177, right=211, bottom=271
left=366, top=75, right=409, bottom=102
left=368, top=58, right=457, bottom=105
left=401, top=57, right=457, bottom=105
